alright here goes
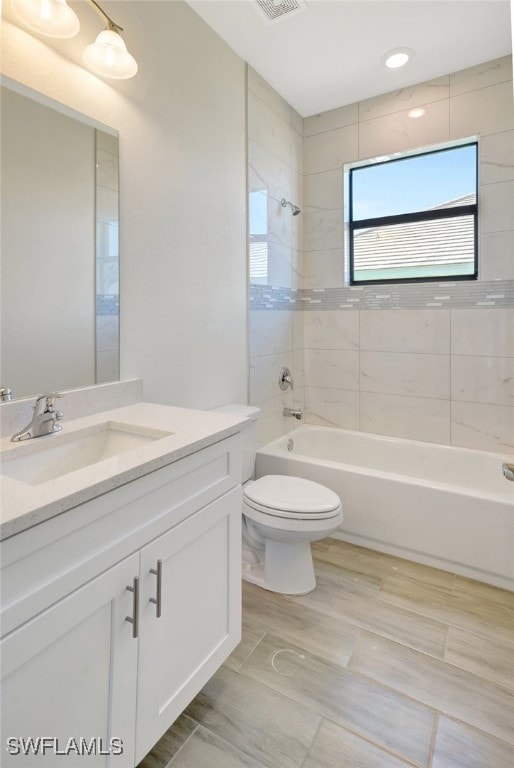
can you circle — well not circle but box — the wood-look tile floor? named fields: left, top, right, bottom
left=138, top=539, right=514, bottom=768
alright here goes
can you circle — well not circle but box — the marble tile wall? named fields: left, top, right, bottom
left=299, top=56, right=514, bottom=452
left=301, top=307, right=514, bottom=451
left=249, top=57, right=513, bottom=451
left=248, top=67, right=305, bottom=445
left=303, top=55, right=514, bottom=288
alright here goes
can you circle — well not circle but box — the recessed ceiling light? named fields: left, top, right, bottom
left=408, top=108, right=426, bottom=119
left=382, top=47, right=414, bottom=69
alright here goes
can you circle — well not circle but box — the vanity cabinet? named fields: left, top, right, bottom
left=1, top=554, right=139, bottom=767
left=0, top=435, right=242, bottom=767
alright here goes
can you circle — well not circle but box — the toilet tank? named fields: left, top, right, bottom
left=212, top=404, right=260, bottom=483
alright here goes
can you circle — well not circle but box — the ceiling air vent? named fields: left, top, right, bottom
left=253, top=0, right=307, bottom=24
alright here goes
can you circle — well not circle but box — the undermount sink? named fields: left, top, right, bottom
left=0, top=423, right=172, bottom=486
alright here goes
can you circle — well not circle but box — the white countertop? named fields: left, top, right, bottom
left=0, top=403, right=246, bottom=540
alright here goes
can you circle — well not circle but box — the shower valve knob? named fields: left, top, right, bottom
left=279, top=367, right=293, bottom=391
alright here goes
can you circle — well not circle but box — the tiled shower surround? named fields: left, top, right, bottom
left=248, top=56, right=514, bottom=451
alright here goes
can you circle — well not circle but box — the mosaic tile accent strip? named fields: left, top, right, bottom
left=249, top=285, right=299, bottom=309
left=96, top=294, right=119, bottom=316
left=250, top=281, right=514, bottom=310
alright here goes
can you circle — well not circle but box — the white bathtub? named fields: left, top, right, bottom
left=256, top=426, right=514, bottom=591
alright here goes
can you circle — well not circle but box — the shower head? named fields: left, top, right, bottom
left=281, top=198, right=301, bottom=216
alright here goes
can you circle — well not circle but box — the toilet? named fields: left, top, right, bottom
left=215, top=405, right=343, bottom=595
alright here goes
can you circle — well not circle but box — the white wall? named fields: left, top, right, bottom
left=1, top=0, right=248, bottom=409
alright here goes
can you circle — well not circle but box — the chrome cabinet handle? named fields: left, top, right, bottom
left=502, top=463, right=514, bottom=482
left=149, top=559, right=163, bottom=618
left=125, top=576, right=140, bottom=638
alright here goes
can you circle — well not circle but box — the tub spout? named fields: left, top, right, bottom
left=283, top=407, right=303, bottom=420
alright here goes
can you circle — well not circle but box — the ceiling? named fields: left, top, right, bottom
left=186, top=0, right=512, bottom=116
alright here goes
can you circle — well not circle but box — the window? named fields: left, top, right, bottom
left=348, top=141, right=478, bottom=285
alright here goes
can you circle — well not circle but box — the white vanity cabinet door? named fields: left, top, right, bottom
left=134, top=486, right=242, bottom=764
left=0, top=554, right=139, bottom=768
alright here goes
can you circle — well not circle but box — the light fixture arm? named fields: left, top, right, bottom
left=86, top=0, right=123, bottom=33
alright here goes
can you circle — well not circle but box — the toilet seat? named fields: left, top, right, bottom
left=243, top=475, right=342, bottom=521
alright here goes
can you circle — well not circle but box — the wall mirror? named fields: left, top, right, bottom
left=1, top=78, right=119, bottom=401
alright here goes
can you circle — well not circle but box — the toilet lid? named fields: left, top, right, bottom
left=244, top=475, right=341, bottom=518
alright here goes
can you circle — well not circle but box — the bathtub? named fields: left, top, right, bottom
left=256, top=426, right=514, bottom=591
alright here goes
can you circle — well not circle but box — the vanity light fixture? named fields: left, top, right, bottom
left=11, top=0, right=80, bottom=38
left=382, top=47, right=414, bottom=69
left=11, top=0, right=138, bottom=79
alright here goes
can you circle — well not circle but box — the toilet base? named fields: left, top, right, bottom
left=242, top=539, right=317, bottom=595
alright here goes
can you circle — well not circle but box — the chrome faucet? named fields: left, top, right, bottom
left=283, top=407, right=303, bottom=420
left=11, top=393, right=64, bottom=442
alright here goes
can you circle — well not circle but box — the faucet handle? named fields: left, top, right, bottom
left=279, top=367, right=294, bottom=391
left=35, top=392, right=63, bottom=412
left=46, top=393, right=63, bottom=407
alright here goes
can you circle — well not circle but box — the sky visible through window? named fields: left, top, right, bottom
left=352, top=144, right=477, bottom=221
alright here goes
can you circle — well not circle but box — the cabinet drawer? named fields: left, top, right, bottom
left=1, top=435, right=241, bottom=637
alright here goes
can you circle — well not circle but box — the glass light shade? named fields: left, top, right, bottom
left=83, top=29, right=138, bottom=80
left=11, top=0, right=80, bottom=38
